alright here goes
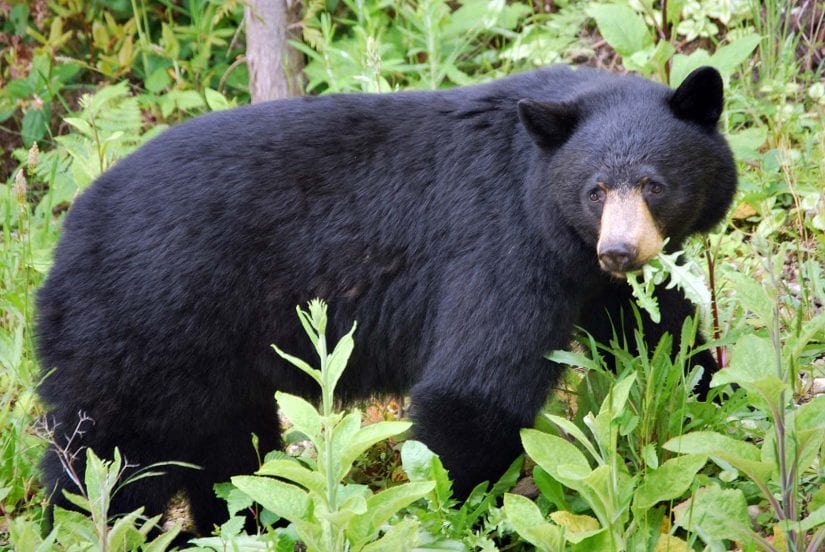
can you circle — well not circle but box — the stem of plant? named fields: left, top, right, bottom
left=766, top=246, right=798, bottom=550
left=317, top=333, right=338, bottom=513
left=704, top=238, right=725, bottom=368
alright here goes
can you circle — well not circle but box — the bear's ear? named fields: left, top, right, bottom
left=517, top=99, right=578, bottom=150
left=669, top=66, right=723, bottom=128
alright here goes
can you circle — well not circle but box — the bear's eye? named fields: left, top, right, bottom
left=589, top=188, right=605, bottom=202
left=648, top=181, right=664, bottom=194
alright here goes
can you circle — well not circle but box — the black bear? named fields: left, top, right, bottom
left=37, top=65, right=736, bottom=534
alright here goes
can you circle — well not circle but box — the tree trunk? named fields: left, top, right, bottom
left=245, top=0, right=303, bottom=102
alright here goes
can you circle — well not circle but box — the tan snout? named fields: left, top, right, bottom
left=596, top=188, right=664, bottom=275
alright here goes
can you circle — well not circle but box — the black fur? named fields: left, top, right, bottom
left=36, top=65, right=736, bottom=533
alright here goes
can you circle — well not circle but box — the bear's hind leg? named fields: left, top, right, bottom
left=183, top=412, right=283, bottom=537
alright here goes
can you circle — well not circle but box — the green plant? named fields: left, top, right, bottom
left=401, top=440, right=522, bottom=549
left=587, top=0, right=760, bottom=85
left=224, top=300, right=434, bottom=551
left=9, top=444, right=186, bottom=551
left=665, top=242, right=825, bottom=551
left=507, top=373, right=706, bottom=550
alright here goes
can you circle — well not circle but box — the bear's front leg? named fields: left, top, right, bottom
left=579, top=280, right=718, bottom=398
left=409, top=383, right=538, bottom=498
left=408, top=273, right=575, bottom=498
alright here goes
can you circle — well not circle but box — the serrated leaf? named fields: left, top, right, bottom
left=63, top=117, right=93, bottom=136
left=627, top=271, right=661, bottom=323
left=634, top=454, right=706, bottom=510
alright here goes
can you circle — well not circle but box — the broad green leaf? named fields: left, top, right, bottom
left=710, top=34, right=761, bottom=74
left=521, top=429, right=591, bottom=488
left=634, top=454, right=706, bottom=510
left=504, top=493, right=565, bottom=551
left=653, top=534, right=690, bottom=552
left=666, top=0, right=686, bottom=26
left=784, top=314, right=825, bottom=368
left=670, top=49, right=712, bottom=87
left=53, top=506, right=98, bottom=543
left=257, top=459, right=326, bottom=496
left=642, top=443, right=658, bottom=469
left=322, top=493, right=367, bottom=527
left=711, top=335, right=776, bottom=386
left=329, top=411, right=362, bottom=478
left=711, top=335, right=785, bottom=407
left=587, top=4, right=652, bottom=57
left=727, top=274, right=775, bottom=326
left=797, top=395, right=825, bottom=432
left=144, top=67, right=171, bottom=93
left=401, top=439, right=439, bottom=482
left=570, top=528, right=611, bottom=551
left=664, top=431, right=760, bottom=460
left=550, top=511, right=601, bottom=543
left=673, top=486, right=751, bottom=543
left=534, top=465, right=569, bottom=511
left=361, top=518, right=419, bottom=552
left=276, top=392, right=321, bottom=443
left=339, top=421, right=411, bottom=479
left=579, top=464, right=635, bottom=528
left=22, top=107, right=48, bottom=146
left=348, top=482, right=434, bottom=544
left=401, top=440, right=453, bottom=502
left=231, top=475, right=310, bottom=523
left=205, top=88, right=230, bottom=111
left=727, top=126, right=768, bottom=162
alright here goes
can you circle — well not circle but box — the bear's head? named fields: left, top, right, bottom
left=519, top=66, right=737, bottom=275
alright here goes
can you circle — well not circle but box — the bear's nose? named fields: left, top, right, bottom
left=598, top=243, right=638, bottom=273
